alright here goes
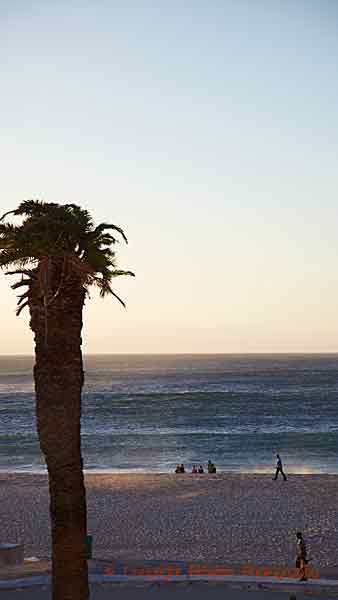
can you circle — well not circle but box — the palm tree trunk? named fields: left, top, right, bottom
left=29, top=266, right=89, bottom=600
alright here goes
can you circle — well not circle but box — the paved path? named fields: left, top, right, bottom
left=1, top=559, right=338, bottom=598
left=0, top=572, right=338, bottom=597
left=0, top=582, right=335, bottom=599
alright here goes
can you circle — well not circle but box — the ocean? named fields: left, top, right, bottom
left=0, top=354, right=337, bottom=474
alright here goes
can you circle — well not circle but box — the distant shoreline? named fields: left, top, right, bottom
left=1, top=469, right=338, bottom=475
left=2, top=351, right=338, bottom=357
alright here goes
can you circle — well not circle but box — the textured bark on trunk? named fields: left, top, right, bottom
left=29, top=260, right=89, bottom=600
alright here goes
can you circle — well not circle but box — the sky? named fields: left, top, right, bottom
left=1, top=0, right=338, bottom=354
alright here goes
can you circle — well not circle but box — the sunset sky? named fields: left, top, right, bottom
left=1, top=1, right=338, bottom=354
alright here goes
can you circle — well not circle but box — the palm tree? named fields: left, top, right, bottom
left=0, top=200, right=134, bottom=600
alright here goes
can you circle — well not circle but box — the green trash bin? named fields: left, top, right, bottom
left=85, top=535, right=92, bottom=560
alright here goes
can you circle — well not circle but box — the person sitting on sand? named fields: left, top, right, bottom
left=296, top=531, right=308, bottom=581
left=191, top=465, right=198, bottom=474
left=198, top=464, right=204, bottom=473
left=175, top=464, right=181, bottom=473
left=274, top=453, right=287, bottom=481
left=207, top=460, right=216, bottom=473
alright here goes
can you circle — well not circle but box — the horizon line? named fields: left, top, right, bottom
left=1, top=351, right=338, bottom=357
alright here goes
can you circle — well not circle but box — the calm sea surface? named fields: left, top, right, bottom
left=0, top=354, right=337, bottom=474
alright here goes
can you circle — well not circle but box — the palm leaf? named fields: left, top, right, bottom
left=1, top=200, right=134, bottom=312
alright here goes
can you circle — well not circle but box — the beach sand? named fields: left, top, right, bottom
left=0, top=473, right=337, bottom=568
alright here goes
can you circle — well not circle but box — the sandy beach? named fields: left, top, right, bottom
left=0, top=473, right=337, bottom=569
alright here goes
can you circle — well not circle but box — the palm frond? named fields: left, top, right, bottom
left=6, top=269, right=37, bottom=279
left=0, top=210, right=17, bottom=222
left=95, top=278, right=126, bottom=306
left=92, top=223, right=128, bottom=244
left=0, top=248, right=35, bottom=269
left=16, top=301, right=29, bottom=316
left=1, top=200, right=134, bottom=313
left=110, top=269, right=135, bottom=278
left=17, top=291, right=29, bottom=305
left=11, top=278, right=31, bottom=290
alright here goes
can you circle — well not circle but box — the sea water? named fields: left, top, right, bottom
left=0, top=354, right=337, bottom=473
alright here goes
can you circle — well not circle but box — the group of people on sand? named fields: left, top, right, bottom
left=175, top=460, right=216, bottom=474
left=176, top=454, right=288, bottom=479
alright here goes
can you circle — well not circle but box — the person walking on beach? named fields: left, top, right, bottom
left=296, top=531, right=308, bottom=581
left=274, top=454, right=287, bottom=481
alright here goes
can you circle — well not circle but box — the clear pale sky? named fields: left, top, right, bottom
left=1, top=1, right=338, bottom=354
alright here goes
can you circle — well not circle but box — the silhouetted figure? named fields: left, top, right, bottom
left=274, top=454, right=287, bottom=481
left=198, top=465, right=204, bottom=474
left=296, top=531, right=308, bottom=581
left=207, top=460, right=216, bottom=474
left=175, top=463, right=185, bottom=473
